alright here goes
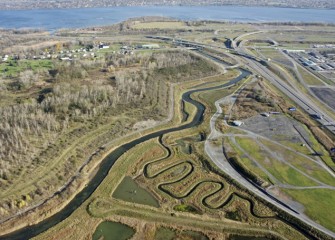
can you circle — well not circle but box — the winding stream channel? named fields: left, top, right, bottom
left=0, top=69, right=250, bottom=240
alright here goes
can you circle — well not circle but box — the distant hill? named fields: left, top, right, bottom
left=0, top=0, right=334, bottom=10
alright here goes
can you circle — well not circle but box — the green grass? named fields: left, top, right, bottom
left=297, top=65, right=325, bottom=86
left=301, top=125, right=335, bottom=170
left=258, top=49, right=292, bottom=67
left=195, top=74, right=248, bottom=111
left=235, top=137, right=319, bottom=187
left=32, top=67, right=307, bottom=240
left=280, top=43, right=311, bottom=50
left=253, top=42, right=272, bottom=47
left=96, top=44, right=123, bottom=53
left=0, top=59, right=53, bottom=77
left=283, top=189, right=335, bottom=232
left=276, top=140, right=313, bottom=156
left=173, top=204, right=200, bottom=214
left=260, top=140, right=335, bottom=186
left=226, top=137, right=271, bottom=184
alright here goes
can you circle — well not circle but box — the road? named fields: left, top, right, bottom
left=204, top=90, right=335, bottom=238
left=231, top=31, right=265, bottom=49
left=242, top=57, right=335, bottom=133
left=233, top=34, right=335, bottom=134
left=151, top=34, right=335, bottom=238
left=150, top=34, right=335, bottom=133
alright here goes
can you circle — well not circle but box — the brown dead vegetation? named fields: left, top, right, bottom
left=230, top=79, right=282, bottom=121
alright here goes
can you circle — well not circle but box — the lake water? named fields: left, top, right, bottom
left=0, top=6, right=335, bottom=31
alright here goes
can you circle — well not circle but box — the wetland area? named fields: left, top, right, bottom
left=0, top=8, right=335, bottom=240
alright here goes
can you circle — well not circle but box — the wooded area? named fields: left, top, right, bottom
left=0, top=49, right=219, bottom=217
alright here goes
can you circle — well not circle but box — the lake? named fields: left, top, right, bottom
left=0, top=6, right=335, bottom=31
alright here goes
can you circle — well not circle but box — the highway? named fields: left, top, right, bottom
left=205, top=91, right=335, bottom=238
left=234, top=41, right=335, bottom=134
left=150, top=35, right=335, bottom=238
left=149, top=35, right=335, bottom=133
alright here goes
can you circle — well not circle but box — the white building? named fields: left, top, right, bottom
left=232, top=120, right=243, bottom=126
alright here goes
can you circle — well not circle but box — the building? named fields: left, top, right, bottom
left=284, top=49, right=305, bottom=53
left=232, top=120, right=243, bottom=126
left=310, top=65, right=323, bottom=71
left=303, top=60, right=316, bottom=66
left=327, top=63, right=335, bottom=68
left=320, top=64, right=332, bottom=70
left=99, top=44, right=110, bottom=49
left=99, top=42, right=110, bottom=49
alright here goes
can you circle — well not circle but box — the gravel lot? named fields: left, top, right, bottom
left=240, top=114, right=310, bottom=144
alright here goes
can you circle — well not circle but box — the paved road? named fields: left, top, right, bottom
left=233, top=35, right=335, bottom=134
left=231, top=31, right=265, bottom=49
left=204, top=91, right=335, bottom=238
left=151, top=35, right=335, bottom=238
left=243, top=57, right=335, bottom=133
left=152, top=35, right=335, bottom=132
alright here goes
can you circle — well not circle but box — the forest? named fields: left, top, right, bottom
left=0, top=49, right=219, bottom=217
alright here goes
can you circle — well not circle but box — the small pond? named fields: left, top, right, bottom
left=112, top=176, right=159, bottom=207
left=92, top=221, right=135, bottom=240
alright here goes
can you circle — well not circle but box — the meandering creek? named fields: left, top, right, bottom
left=0, top=69, right=250, bottom=240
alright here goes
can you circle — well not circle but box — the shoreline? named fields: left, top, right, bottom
left=0, top=6, right=335, bottom=31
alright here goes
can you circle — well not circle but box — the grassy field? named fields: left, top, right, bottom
left=258, top=49, right=293, bottom=68
left=283, top=189, right=335, bottom=232
left=260, top=139, right=335, bottom=186
left=235, top=137, right=319, bottom=187
left=296, top=65, right=325, bottom=86
left=225, top=137, right=272, bottom=184
left=0, top=59, right=53, bottom=77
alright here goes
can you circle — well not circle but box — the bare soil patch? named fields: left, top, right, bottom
left=230, top=80, right=282, bottom=121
